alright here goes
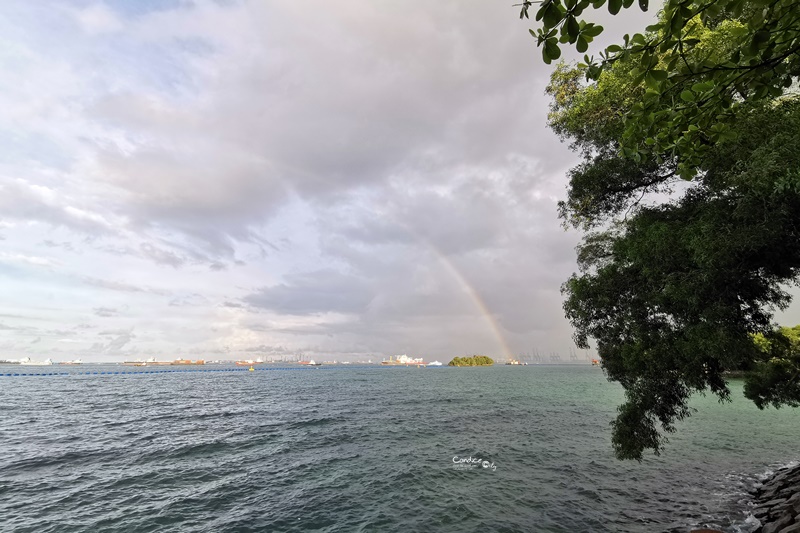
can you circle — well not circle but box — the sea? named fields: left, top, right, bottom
left=1, top=364, right=798, bottom=532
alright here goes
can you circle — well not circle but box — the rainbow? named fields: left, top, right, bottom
left=424, top=243, right=515, bottom=361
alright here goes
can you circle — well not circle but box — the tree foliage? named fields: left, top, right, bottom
left=528, top=0, right=800, bottom=459
left=448, top=355, right=495, bottom=366
left=521, top=0, right=800, bottom=178
left=747, top=325, right=800, bottom=409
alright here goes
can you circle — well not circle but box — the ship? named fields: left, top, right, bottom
left=235, top=357, right=264, bottom=366
left=123, top=357, right=205, bottom=366
left=299, top=360, right=322, bottom=366
left=428, top=361, right=443, bottom=366
left=19, top=357, right=54, bottom=366
left=381, top=355, right=426, bottom=366
left=123, top=357, right=157, bottom=366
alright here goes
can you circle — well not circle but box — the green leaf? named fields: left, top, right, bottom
left=542, top=4, right=562, bottom=29
left=608, top=0, right=622, bottom=15
left=644, top=87, right=660, bottom=99
left=544, top=40, right=562, bottom=61
left=680, top=90, right=695, bottom=102
left=691, top=81, right=714, bottom=93
left=729, top=25, right=748, bottom=38
left=582, top=23, right=603, bottom=38
left=670, top=12, right=683, bottom=34
left=639, top=51, right=653, bottom=69
left=576, top=36, right=588, bottom=53
left=638, top=0, right=648, bottom=10
left=752, top=29, right=770, bottom=48
left=649, top=69, right=667, bottom=82
left=566, top=15, right=581, bottom=40
left=644, top=73, right=660, bottom=90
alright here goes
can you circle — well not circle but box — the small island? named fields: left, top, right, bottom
left=448, top=355, right=494, bottom=367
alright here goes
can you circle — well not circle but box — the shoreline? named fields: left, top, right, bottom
left=749, top=463, right=800, bottom=533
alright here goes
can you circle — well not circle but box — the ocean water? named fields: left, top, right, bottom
left=1, top=365, right=798, bottom=532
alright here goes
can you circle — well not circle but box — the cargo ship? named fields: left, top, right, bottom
left=123, top=358, right=205, bottom=366
left=235, top=358, right=264, bottom=366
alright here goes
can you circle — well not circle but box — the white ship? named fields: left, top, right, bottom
left=19, top=357, right=54, bottom=366
left=381, top=354, right=426, bottom=366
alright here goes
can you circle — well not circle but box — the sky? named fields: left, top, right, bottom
left=2, top=1, right=795, bottom=363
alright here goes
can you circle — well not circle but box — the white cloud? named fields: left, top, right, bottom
left=74, top=4, right=124, bottom=35
left=0, top=252, right=58, bottom=268
left=0, top=0, right=685, bottom=361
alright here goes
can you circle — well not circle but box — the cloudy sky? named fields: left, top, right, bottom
left=3, top=0, right=789, bottom=363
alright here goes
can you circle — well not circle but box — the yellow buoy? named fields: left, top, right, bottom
left=248, top=366, right=255, bottom=371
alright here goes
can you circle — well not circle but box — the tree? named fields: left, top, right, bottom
left=526, top=0, right=800, bottom=459
left=521, top=0, right=800, bottom=178
left=747, top=325, right=800, bottom=409
left=448, top=355, right=495, bottom=366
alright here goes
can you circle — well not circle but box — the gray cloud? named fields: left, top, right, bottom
left=168, top=293, right=210, bottom=307
left=89, top=333, right=134, bottom=353
left=98, top=329, right=131, bottom=336
left=0, top=1, right=677, bottom=360
left=139, top=242, right=184, bottom=268
left=41, top=240, right=75, bottom=252
left=245, top=270, right=373, bottom=316
left=83, top=277, right=144, bottom=292
left=66, top=0, right=576, bottom=261
left=241, top=344, right=301, bottom=355
left=81, top=276, right=171, bottom=296
left=0, top=180, right=114, bottom=234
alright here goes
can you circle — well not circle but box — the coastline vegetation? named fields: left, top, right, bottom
left=448, top=355, right=494, bottom=367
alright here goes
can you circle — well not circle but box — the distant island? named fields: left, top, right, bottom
left=448, top=355, right=494, bottom=367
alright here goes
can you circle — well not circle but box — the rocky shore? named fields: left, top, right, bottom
left=751, top=463, right=800, bottom=533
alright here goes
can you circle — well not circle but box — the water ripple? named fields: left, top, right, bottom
left=1, top=365, right=799, bottom=532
